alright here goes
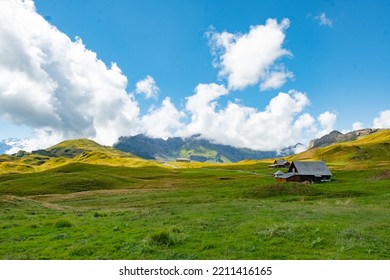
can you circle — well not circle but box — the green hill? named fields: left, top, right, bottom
left=0, top=139, right=159, bottom=174
left=290, top=129, right=390, bottom=168
left=1, top=132, right=390, bottom=260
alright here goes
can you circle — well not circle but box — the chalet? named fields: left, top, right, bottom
left=269, top=159, right=290, bottom=168
left=176, top=157, right=191, bottom=162
left=275, top=161, right=332, bottom=183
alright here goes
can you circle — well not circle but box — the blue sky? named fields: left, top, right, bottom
left=0, top=0, right=389, bottom=152
left=33, top=0, right=390, bottom=118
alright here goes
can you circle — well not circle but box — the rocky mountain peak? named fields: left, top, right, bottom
left=309, top=128, right=379, bottom=149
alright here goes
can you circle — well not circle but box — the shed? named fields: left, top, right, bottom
left=268, top=159, right=290, bottom=168
left=176, top=157, right=191, bottom=162
left=273, top=170, right=285, bottom=177
left=276, top=161, right=332, bottom=183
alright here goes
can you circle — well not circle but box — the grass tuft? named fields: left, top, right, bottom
left=55, top=219, right=72, bottom=228
left=148, top=229, right=176, bottom=247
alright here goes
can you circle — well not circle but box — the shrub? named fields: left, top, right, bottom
left=93, top=212, right=106, bottom=218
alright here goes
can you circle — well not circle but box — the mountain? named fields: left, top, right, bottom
left=309, top=128, right=378, bottom=149
left=114, top=134, right=300, bottom=163
left=292, top=129, right=390, bottom=163
left=1, top=129, right=389, bottom=174
left=0, top=138, right=158, bottom=174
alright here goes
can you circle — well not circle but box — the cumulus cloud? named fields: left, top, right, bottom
left=4, top=128, right=64, bottom=154
left=260, top=70, right=295, bottom=91
left=141, top=97, right=185, bottom=139
left=135, top=75, right=160, bottom=99
left=373, top=110, right=390, bottom=128
left=294, top=113, right=316, bottom=130
left=207, top=19, right=293, bottom=91
left=0, top=0, right=141, bottom=150
left=0, top=1, right=340, bottom=154
left=317, top=111, right=337, bottom=137
left=180, top=86, right=316, bottom=150
left=352, top=121, right=364, bottom=130
left=315, top=12, right=333, bottom=27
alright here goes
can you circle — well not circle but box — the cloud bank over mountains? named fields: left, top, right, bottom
left=0, top=0, right=388, bottom=154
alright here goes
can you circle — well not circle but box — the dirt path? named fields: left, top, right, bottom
left=162, top=163, right=178, bottom=168
left=2, top=195, right=73, bottom=211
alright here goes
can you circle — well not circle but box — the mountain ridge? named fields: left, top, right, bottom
left=292, top=129, right=390, bottom=164
left=114, top=134, right=303, bottom=163
left=309, top=128, right=379, bottom=149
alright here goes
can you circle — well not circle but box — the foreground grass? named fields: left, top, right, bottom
left=0, top=162, right=389, bottom=259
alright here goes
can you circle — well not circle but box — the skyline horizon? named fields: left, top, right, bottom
left=0, top=126, right=386, bottom=156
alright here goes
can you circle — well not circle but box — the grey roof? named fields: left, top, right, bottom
left=288, top=161, right=332, bottom=176
left=274, top=170, right=285, bottom=175
left=277, top=172, right=295, bottom=179
left=274, top=160, right=289, bottom=165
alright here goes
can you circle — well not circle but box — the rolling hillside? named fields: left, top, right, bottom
left=0, top=139, right=159, bottom=174
left=290, top=129, right=390, bottom=168
left=0, top=130, right=390, bottom=260
left=1, top=129, right=389, bottom=174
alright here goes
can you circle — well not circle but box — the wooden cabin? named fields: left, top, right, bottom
left=275, top=161, right=332, bottom=183
left=269, top=159, right=290, bottom=168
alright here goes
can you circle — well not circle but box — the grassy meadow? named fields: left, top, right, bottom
left=0, top=131, right=390, bottom=259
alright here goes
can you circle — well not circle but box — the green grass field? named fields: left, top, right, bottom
left=0, top=131, right=389, bottom=259
left=1, top=162, right=389, bottom=259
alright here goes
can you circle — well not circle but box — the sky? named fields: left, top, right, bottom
left=0, top=0, right=390, bottom=153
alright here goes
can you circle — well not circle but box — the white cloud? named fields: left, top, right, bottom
left=207, top=19, right=293, bottom=91
left=141, top=97, right=185, bottom=139
left=317, top=111, right=337, bottom=137
left=0, top=1, right=341, bottom=154
left=352, top=121, right=364, bottom=130
left=373, top=110, right=390, bottom=128
left=179, top=86, right=316, bottom=150
left=135, top=75, right=160, bottom=99
left=294, top=113, right=316, bottom=130
left=315, top=13, right=333, bottom=27
left=180, top=83, right=229, bottom=138
left=4, top=128, right=64, bottom=154
left=185, top=83, right=229, bottom=113
left=0, top=0, right=141, bottom=150
left=293, top=144, right=307, bottom=154
left=260, top=70, right=294, bottom=91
